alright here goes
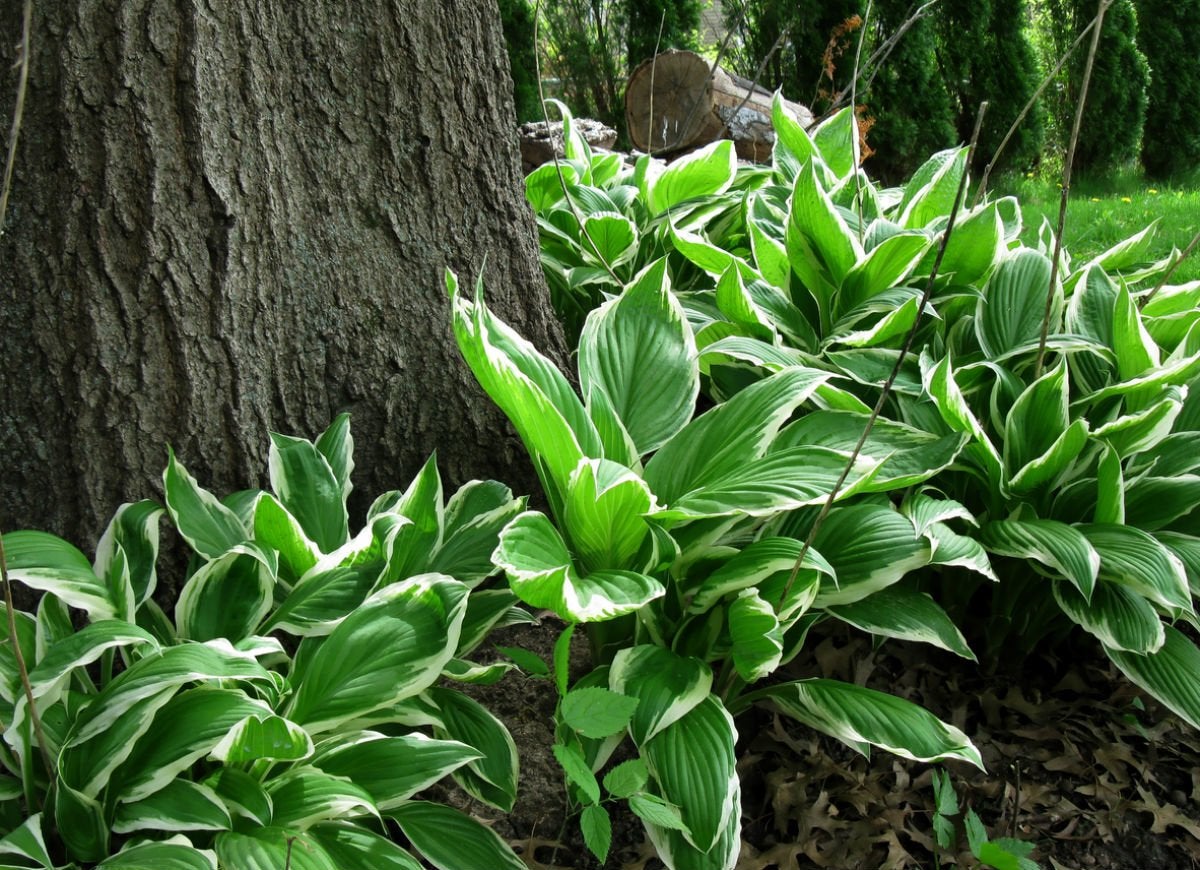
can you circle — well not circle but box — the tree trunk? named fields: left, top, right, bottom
left=0, top=2, right=564, bottom=551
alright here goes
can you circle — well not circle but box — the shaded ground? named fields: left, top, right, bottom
left=429, top=619, right=1200, bottom=869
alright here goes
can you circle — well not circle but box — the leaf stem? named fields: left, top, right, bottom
left=0, top=0, right=33, bottom=236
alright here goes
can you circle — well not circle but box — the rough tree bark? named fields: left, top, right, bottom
left=0, top=2, right=564, bottom=549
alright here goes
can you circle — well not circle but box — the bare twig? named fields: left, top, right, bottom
left=1034, top=0, right=1110, bottom=379
left=1142, top=229, right=1200, bottom=308
left=0, top=533, right=54, bottom=791
left=850, top=0, right=873, bottom=235
left=644, top=10, right=667, bottom=156
left=973, top=7, right=1107, bottom=205
left=0, top=0, right=33, bottom=236
left=778, top=103, right=988, bottom=609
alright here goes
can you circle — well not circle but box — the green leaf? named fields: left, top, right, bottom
left=263, top=563, right=378, bottom=637
left=771, top=91, right=817, bottom=180
left=372, top=454, right=444, bottom=585
left=561, top=686, right=639, bottom=739
left=729, top=588, right=783, bottom=681
left=0, top=813, right=55, bottom=868
left=493, top=510, right=665, bottom=622
left=175, top=545, right=275, bottom=642
left=976, top=249, right=1058, bottom=359
left=25, top=620, right=158, bottom=713
left=309, top=822, right=423, bottom=870
left=1004, top=361, right=1070, bottom=473
left=55, top=778, right=108, bottom=862
left=554, top=623, right=575, bottom=697
left=99, top=839, right=218, bottom=870
left=642, top=695, right=739, bottom=853
left=429, top=687, right=519, bottom=812
left=813, top=105, right=860, bottom=179
left=266, top=767, right=378, bottom=830
left=583, top=212, right=638, bottom=267
left=252, top=493, right=320, bottom=582
left=1112, top=283, right=1160, bottom=383
left=1107, top=625, right=1200, bottom=730
left=163, top=448, right=247, bottom=559
left=648, top=140, right=736, bottom=214
left=270, top=431, right=349, bottom=553
left=837, top=232, right=929, bottom=315
left=921, top=353, right=1003, bottom=482
left=210, top=767, right=272, bottom=827
left=629, top=792, right=690, bottom=832
left=430, top=480, right=525, bottom=587
left=553, top=741, right=601, bottom=804
left=494, top=645, right=550, bottom=676
left=689, top=536, right=830, bottom=622
left=829, top=585, right=976, bottom=660
left=644, top=367, right=833, bottom=504
left=2, top=531, right=116, bottom=621
left=939, top=202, right=1002, bottom=286
left=94, top=500, right=164, bottom=611
left=980, top=518, right=1100, bottom=602
left=1053, top=580, right=1164, bottom=654
left=789, top=160, right=863, bottom=288
left=609, top=646, right=713, bottom=745
left=216, top=828, right=338, bottom=870
left=811, top=504, right=931, bottom=607
left=209, top=713, right=313, bottom=764
left=897, top=148, right=967, bottom=228
left=564, top=459, right=654, bottom=572
left=746, top=679, right=984, bottom=768
left=1006, top=418, right=1090, bottom=494
left=1079, top=524, right=1192, bottom=614
left=391, top=801, right=527, bottom=870
left=1091, top=387, right=1184, bottom=457
left=286, top=575, right=468, bottom=732
left=604, top=758, right=649, bottom=798
left=581, top=803, right=612, bottom=863
left=113, top=778, right=231, bottom=834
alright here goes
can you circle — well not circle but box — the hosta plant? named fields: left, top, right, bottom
left=451, top=269, right=985, bottom=869
left=0, top=416, right=529, bottom=868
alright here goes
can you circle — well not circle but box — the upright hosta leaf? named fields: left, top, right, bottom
left=286, top=575, right=468, bottom=732
left=1006, top=419, right=1089, bottom=495
left=1053, top=580, right=1164, bottom=654
left=810, top=504, right=931, bottom=607
left=175, top=545, right=275, bottom=642
left=565, top=459, right=655, bottom=572
left=1066, top=264, right=1118, bottom=391
left=789, top=160, right=863, bottom=288
left=644, top=367, right=832, bottom=504
left=771, top=91, right=817, bottom=181
left=837, top=232, right=929, bottom=316
left=578, top=258, right=698, bottom=455
left=1112, top=283, right=1160, bottom=384
left=745, top=679, right=983, bottom=768
left=266, top=767, right=379, bottom=830
left=828, top=585, right=976, bottom=660
left=0, top=813, right=55, bottom=868
left=2, top=531, right=117, bottom=621
left=980, top=519, right=1100, bottom=602
left=938, top=202, right=1002, bottom=286
left=611, top=646, right=713, bottom=744
left=163, top=449, right=247, bottom=559
left=94, top=500, right=164, bottom=610
left=54, top=778, right=109, bottom=862
left=897, top=148, right=967, bottom=229
left=976, top=249, right=1058, bottom=359
left=812, top=105, right=860, bottom=179
left=493, top=510, right=665, bottom=622
left=262, top=564, right=378, bottom=637
left=210, top=768, right=272, bottom=827
left=373, top=455, right=444, bottom=584
left=430, top=480, right=525, bottom=586
left=1079, top=524, right=1192, bottom=614
left=728, top=588, right=784, bottom=681
left=642, top=695, right=740, bottom=855
left=252, top=493, right=320, bottom=582
left=921, top=353, right=1003, bottom=482
left=391, top=801, right=527, bottom=870
left=270, top=432, right=349, bottom=554
left=586, top=384, right=642, bottom=469
left=1004, top=361, right=1070, bottom=472
left=428, top=687, right=519, bottom=812
left=313, top=731, right=480, bottom=810
left=687, top=537, right=831, bottom=621
left=583, top=212, right=638, bottom=267
left=1107, top=625, right=1200, bottom=730
left=1091, top=386, right=1184, bottom=457
left=648, top=140, right=736, bottom=215
left=112, top=778, right=232, bottom=834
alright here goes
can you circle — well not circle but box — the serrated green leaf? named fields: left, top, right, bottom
left=553, top=742, right=601, bottom=804
left=581, top=803, right=612, bottom=863
left=562, top=687, right=639, bottom=739
left=603, top=758, right=649, bottom=798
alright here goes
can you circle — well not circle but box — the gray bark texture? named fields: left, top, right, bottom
left=0, top=1, right=564, bottom=550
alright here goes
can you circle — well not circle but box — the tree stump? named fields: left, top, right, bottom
left=624, top=49, right=813, bottom=161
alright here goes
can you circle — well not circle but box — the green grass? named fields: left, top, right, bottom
left=990, top=166, right=1200, bottom=285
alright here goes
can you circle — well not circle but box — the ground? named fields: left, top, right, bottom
left=428, top=619, right=1200, bottom=870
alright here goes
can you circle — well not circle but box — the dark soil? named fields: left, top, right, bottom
left=424, top=618, right=1200, bottom=870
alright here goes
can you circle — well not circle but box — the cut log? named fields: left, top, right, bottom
left=624, top=49, right=813, bottom=161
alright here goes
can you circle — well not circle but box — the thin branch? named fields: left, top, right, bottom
left=850, top=0, right=873, bottom=236
left=1034, top=0, right=1110, bottom=379
left=778, top=103, right=989, bottom=609
left=644, top=11, right=667, bottom=157
left=0, top=533, right=55, bottom=791
left=0, top=0, right=33, bottom=236
left=1142, top=229, right=1200, bottom=308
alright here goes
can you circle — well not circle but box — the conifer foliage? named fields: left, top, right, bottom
left=1135, top=0, right=1200, bottom=177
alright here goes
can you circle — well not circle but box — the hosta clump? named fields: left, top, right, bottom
left=0, top=416, right=529, bottom=869
left=451, top=270, right=984, bottom=869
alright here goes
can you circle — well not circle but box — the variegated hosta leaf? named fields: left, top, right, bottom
left=812, top=105, right=860, bottom=180
left=94, top=500, right=164, bottom=612
left=449, top=270, right=602, bottom=507
left=1053, top=580, right=1164, bottom=654
left=937, top=201, right=1003, bottom=286
left=648, top=139, right=736, bottom=215
left=979, top=518, right=1100, bottom=602
left=0, top=813, right=55, bottom=868
left=1107, top=624, right=1200, bottom=730
left=578, top=258, right=698, bottom=455
left=261, top=564, right=379, bottom=637
left=926, top=523, right=998, bottom=581
left=209, top=714, right=313, bottom=765
left=175, top=544, right=276, bottom=643
left=55, top=777, right=108, bottom=861
left=687, top=537, right=832, bottom=623
left=314, top=413, right=354, bottom=505
left=896, top=147, right=967, bottom=229
left=427, top=687, right=519, bottom=813
left=429, top=480, right=525, bottom=587
left=642, top=694, right=740, bottom=857
left=112, top=778, right=231, bottom=834
left=771, top=91, right=819, bottom=182
left=1112, top=283, right=1160, bottom=385
left=218, top=823, right=425, bottom=870
left=1091, top=385, right=1184, bottom=457
left=1007, top=418, right=1090, bottom=494
left=920, top=352, right=1003, bottom=483
left=1004, top=361, right=1070, bottom=473
left=775, top=410, right=967, bottom=493
left=252, top=492, right=321, bottom=583
left=285, top=574, right=468, bottom=733
left=744, top=679, right=984, bottom=768
left=371, top=454, right=444, bottom=586
left=976, top=248, right=1059, bottom=360
left=391, top=801, right=527, bottom=870
left=836, top=232, right=929, bottom=316
left=98, top=837, right=218, bottom=869
left=900, top=491, right=976, bottom=538
left=564, top=459, right=656, bottom=572
left=2, top=531, right=118, bottom=621
left=492, top=510, right=665, bottom=622
left=209, top=767, right=272, bottom=827
left=728, top=588, right=784, bottom=681
left=609, top=646, right=713, bottom=745
left=269, top=431, right=349, bottom=554
left=1078, top=524, right=1193, bottom=614
left=266, top=767, right=379, bottom=830
left=163, top=449, right=247, bottom=560
left=810, top=504, right=931, bottom=608
left=1156, top=532, right=1200, bottom=597
left=312, top=731, right=481, bottom=811
left=828, top=585, right=976, bottom=660
left=583, top=211, right=639, bottom=267
left=643, top=367, right=833, bottom=505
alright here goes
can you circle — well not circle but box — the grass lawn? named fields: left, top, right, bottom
left=989, top=167, right=1200, bottom=285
